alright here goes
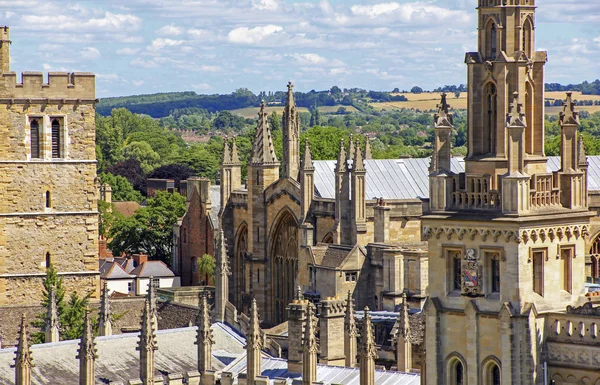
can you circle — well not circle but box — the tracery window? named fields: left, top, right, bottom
left=270, top=211, right=298, bottom=324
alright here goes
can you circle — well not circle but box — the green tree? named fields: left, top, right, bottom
left=99, top=172, right=144, bottom=202
left=108, top=191, right=186, bottom=265
left=122, top=141, right=161, bottom=174
left=411, top=86, right=424, bottom=94
left=98, top=200, right=125, bottom=238
left=270, top=111, right=281, bottom=132
left=198, top=254, right=216, bottom=285
left=301, top=126, right=349, bottom=160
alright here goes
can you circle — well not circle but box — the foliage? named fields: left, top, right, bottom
left=32, top=265, right=92, bottom=343
left=198, top=254, right=216, bottom=285
left=411, top=86, right=424, bottom=94
left=147, top=163, right=197, bottom=190
left=99, top=172, right=144, bottom=202
left=98, top=200, right=125, bottom=238
left=105, top=158, right=147, bottom=195
left=108, top=191, right=186, bottom=265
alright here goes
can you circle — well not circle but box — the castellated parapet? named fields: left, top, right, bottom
left=0, top=26, right=99, bottom=305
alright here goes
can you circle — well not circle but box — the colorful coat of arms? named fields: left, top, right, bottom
left=462, top=248, right=483, bottom=297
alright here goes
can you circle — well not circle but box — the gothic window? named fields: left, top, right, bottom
left=525, top=82, right=534, bottom=154
left=589, top=235, right=600, bottom=281
left=51, top=119, right=61, bottom=158
left=522, top=18, right=532, bottom=57
left=485, top=251, right=501, bottom=294
left=270, top=210, right=298, bottom=324
left=485, top=20, right=498, bottom=60
left=592, top=257, right=599, bottom=282
left=446, top=249, right=463, bottom=293
left=192, top=257, right=197, bottom=273
left=486, top=363, right=501, bottom=385
left=183, top=227, right=188, bottom=243
left=447, top=357, right=466, bottom=385
left=30, top=119, right=40, bottom=159
left=485, top=83, right=498, bottom=154
left=234, top=226, right=248, bottom=307
left=560, top=246, right=574, bottom=294
left=531, top=249, right=545, bottom=296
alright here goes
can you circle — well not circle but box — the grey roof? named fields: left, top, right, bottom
left=313, top=158, right=465, bottom=200
left=0, top=324, right=246, bottom=384
left=99, top=260, right=134, bottom=280
left=130, top=260, right=175, bottom=278
left=223, top=356, right=420, bottom=385
left=210, top=185, right=221, bottom=229
left=313, top=156, right=600, bottom=201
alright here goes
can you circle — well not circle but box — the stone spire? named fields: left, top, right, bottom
left=395, top=293, right=412, bottom=372
left=251, top=101, right=279, bottom=165
left=196, top=292, right=214, bottom=374
left=335, top=139, right=347, bottom=173
left=301, top=139, right=314, bottom=171
left=222, top=136, right=232, bottom=165
left=578, top=135, right=587, bottom=168
left=246, top=299, right=263, bottom=382
left=353, top=138, right=365, bottom=172
left=214, top=230, right=230, bottom=323
left=351, top=139, right=367, bottom=244
left=137, top=299, right=157, bottom=384
left=231, top=137, right=240, bottom=164
left=344, top=291, right=357, bottom=367
left=348, top=134, right=355, bottom=160
left=363, top=138, right=372, bottom=160
left=302, top=304, right=318, bottom=385
left=559, top=92, right=581, bottom=172
left=300, top=139, right=315, bottom=226
left=146, top=277, right=158, bottom=330
left=13, top=314, right=34, bottom=385
left=99, top=281, right=112, bottom=336
left=45, top=288, right=60, bottom=343
left=283, top=81, right=301, bottom=180
left=77, top=310, right=97, bottom=385
left=359, top=307, right=377, bottom=385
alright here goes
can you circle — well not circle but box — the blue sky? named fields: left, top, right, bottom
left=1, top=0, right=599, bottom=98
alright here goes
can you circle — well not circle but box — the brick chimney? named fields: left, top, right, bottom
left=132, top=253, right=148, bottom=266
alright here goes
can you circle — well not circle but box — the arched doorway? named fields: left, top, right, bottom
left=270, top=210, right=299, bottom=324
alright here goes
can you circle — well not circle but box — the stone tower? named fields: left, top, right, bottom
left=282, top=81, right=300, bottom=180
left=0, top=26, right=99, bottom=305
left=247, top=102, right=280, bottom=320
left=423, top=1, right=591, bottom=384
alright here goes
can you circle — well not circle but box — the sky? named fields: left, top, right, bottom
left=1, top=0, right=599, bottom=98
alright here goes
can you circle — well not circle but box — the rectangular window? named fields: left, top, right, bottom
left=484, top=250, right=502, bottom=294
left=128, top=282, right=133, bottom=292
left=152, top=277, right=160, bottom=289
left=30, top=119, right=40, bottom=158
left=51, top=118, right=61, bottom=158
left=532, top=249, right=545, bottom=296
left=453, top=255, right=462, bottom=291
left=561, top=246, right=574, bottom=294
left=345, top=272, right=357, bottom=282
left=445, top=248, right=464, bottom=294
left=491, top=257, right=500, bottom=293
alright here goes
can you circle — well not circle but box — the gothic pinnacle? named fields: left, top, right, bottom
left=301, top=139, right=314, bottom=171
left=13, top=313, right=34, bottom=385
left=196, top=292, right=213, bottom=374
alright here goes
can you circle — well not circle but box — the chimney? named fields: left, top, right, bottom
left=374, top=198, right=391, bottom=243
left=132, top=254, right=148, bottom=266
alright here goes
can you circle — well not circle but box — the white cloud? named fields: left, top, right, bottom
left=193, top=83, right=213, bottom=91
left=200, top=65, right=222, bottom=72
left=97, top=73, right=120, bottom=81
left=157, top=24, right=184, bottom=36
left=116, top=47, right=140, bottom=55
left=4, top=11, right=15, bottom=19
left=21, top=12, right=141, bottom=33
left=351, top=2, right=400, bottom=18
left=188, top=29, right=209, bottom=38
left=147, top=38, right=185, bottom=51
left=122, top=36, right=144, bottom=43
left=133, top=80, right=145, bottom=87
left=80, top=47, right=101, bottom=59
left=38, top=43, right=63, bottom=52
left=130, top=58, right=158, bottom=69
left=349, top=2, right=470, bottom=24
left=288, top=53, right=327, bottom=65
left=228, top=25, right=283, bottom=44
left=252, top=0, right=280, bottom=11
left=594, top=36, right=600, bottom=44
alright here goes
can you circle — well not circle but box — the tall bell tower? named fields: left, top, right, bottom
left=467, top=0, right=545, bottom=182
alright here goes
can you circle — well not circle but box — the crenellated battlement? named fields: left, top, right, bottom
left=0, top=71, right=95, bottom=101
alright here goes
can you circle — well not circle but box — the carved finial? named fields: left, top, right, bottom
left=296, top=286, right=304, bottom=301
left=353, top=138, right=365, bottom=172
left=559, top=92, right=580, bottom=127
left=348, top=134, right=355, bottom=160
left=302, top=303, right=318, bottom=385
left=231, top=136, right=240, bottom=164
left=360, top=307, right=377, bottom=358
left=77, top=309, right=97, bottom=385
left=301, top=139, right=314, bottom=171
left=196, top=292, right=214, bottom=374
left=578, top=135, right=587, bottom=167
left=304, top=303, right=318, bottom=352
left=13, top=313, right=34, bottom=385
left=46, top=288, right=60, bottom=343
left=434, top=92, right=453, bottom=128
left=99, top=281, right=112, bottom=336
left=507, top=92, right=526, bottom=127
left=222, top=136, right=232, bottom=165
left=400, top=293, right=410, bottom=339
left=146, top=276, right=158, bottom=329
left=217, top=230, right=230, bottom=275
left=137, top=298, right=158, bottom=384
left=363, top=137, right=372, bottom=160
left=251, top=100, right=279, bottom=165
left=246, top=298, right=263, bottom=382
left=345, top=291, right=357, bottom=337
left=335, top=139, right=347, bottom=173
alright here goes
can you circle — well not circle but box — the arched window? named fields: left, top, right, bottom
left=485, top=20, right=497, bottom=59
left=483, top=359, right=501, bottom=385
left=270, top=210, right=298, bottom=324
left=525, top=82, right=534, bottom=154
left=485, top=83, right=498, bottom=154
left=45, top=191, right=51, bottom=208
left=447, top=357, right=466, bottom=385
left=592, top=256, right=599, bottom=281
left=234, top=225, right=248, bottom=309
left=30, top=120, right=40, bottom=159
left=51, top=119, right=61, bottom=158
left=522, top=18, right=532, bottom=57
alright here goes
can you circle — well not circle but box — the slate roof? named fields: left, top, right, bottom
left=311, top=243, right=357, bottom=268
left=130, top=260, right=175, bottom=278
left=223, top=356, right=420, bottom=385
left=313, top=156, right=600, bottom=201
left=99, top=260, right=134, bottom=280
left=0, top=324, right=246, bottom=385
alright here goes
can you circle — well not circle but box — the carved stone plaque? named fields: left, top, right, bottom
left=462, top=248, right=483, bottom=297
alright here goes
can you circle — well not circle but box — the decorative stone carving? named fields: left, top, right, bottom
left=461, top=249, right=483, bottom=297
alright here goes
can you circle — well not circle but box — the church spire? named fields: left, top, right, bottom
left=13, top=314, right=34, bottom=385
left=302, top=304, right=318, bottom=385
left=283, top=81, right=301, bottom=180
left=359, top=307, right=377, bottom=385
left=251, top=101, right=279, bottom=165
left=196, top=292, right=214, bottom=374
left=77, top=310, right=97, bottom=385
left=99, top=281, right=112, bottom=336
left=45, top=288, right=60, bottom=343
left=137, top=298, right=157, bottom=384
left=344, top=291, right=357, bottom=367
left=246, top=299, right=263, bottom=383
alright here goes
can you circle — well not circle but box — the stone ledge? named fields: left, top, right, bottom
left=0, top=271, right=99, bottom=278
left=0, top=210, right=99, bottom=217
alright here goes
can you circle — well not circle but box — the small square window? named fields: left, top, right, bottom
left=345, top=272, right=357, bottom=282
left=127, top=282, right=133, bottom=292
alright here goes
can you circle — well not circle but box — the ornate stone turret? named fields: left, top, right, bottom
left=334, top=139, right=350, bottom=245
left=394, top=294, right=412, bottom=372
left=0, top=26, right=10, bottom=74
left=45, top=288, right=60, bottom=343
left=196, top=292, right=214, bottom=374
left=348, top=134, right=355, bottom=160
left=77, top=310, right=97, bottom=385
left=246, top=299, right=263, bottom=383
left=137, top=299, right=157, bottom=384
left=302, top=304, right=318, bottom=385
left=214, top=230, right=230, bottom=323
left=431, top=93, right=453, bottom=174
left=351, top=139, right=367, bottom=245
left=282, top=81, right=301, bottom=180
left=344, top=291, right=358, bottom=368
left=364, top=138, right=372, bottom=160
left=559, top=93, right=586, bottom=209
left=99, top=281, right=112, bottom=336
left=251, top=101, right=279, bottom=166
left=231, top=137, right=240, bottom=165
left=13, top=314, right=34, bottom=385
left=359, top=307, right=377, bottom=385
